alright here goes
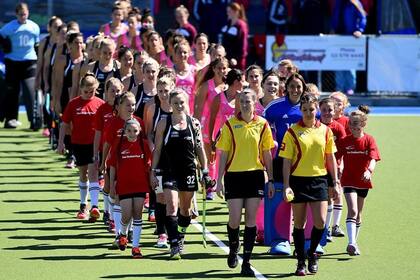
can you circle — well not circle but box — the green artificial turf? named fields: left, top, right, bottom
left=1, top=116, right=420, bottom=280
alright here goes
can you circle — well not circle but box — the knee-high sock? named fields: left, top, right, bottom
left=325, top=204, right=333, bottom=230
left=227, top=224, right=240, bottom=251
left=120, top=220, right=128, bottom=236
left=346, top=218, right=357, bottom=244
left=356, top=222, right=362, bottom=241
left=177, top=214, right=191, bottom=241
left=132, top=219, right=143, bottom=247
left=79, top=181, right=88, bottom=205
left=293, top=228, right=305, bottom=262
left=89, top=182, right=100, bottom=208
left=243, top=226, right=257, bottom=264
left=113, top=205, right=122, bottom=237
left=103, top=191, right=110, bottom=213
left=309, top=227, right=324, bottom=255
left=155, top=203, right=167, bottom=235
left=333, top=204, right=343, bottom=226
left=165, top=215, right=179, bottom=248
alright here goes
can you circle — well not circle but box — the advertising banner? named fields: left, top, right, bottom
left=265, top=35, right=366, bottom=71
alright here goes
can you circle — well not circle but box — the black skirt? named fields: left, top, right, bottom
left=289, top=175, right=329, bottom=203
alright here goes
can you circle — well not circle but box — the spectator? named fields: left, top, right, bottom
left=0, top=3, right=40, bottom=129
left=220, top=2, right=249, bottom=70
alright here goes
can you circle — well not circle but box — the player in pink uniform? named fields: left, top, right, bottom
left=336, top=105, right=380, bottom=256
left=99, top=5, right=128, bottom=45
left=194, top=58, right=229, bottom=198
left=174, top=41, right=196, bottom=115
left=117, top=8, right=143, bottom=53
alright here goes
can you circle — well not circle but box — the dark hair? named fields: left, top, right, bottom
left=66, top=32, right=83, bottom=44
left=262, top=70, right=281, bottom=85
left=194, top=33, right=208, bottom=44
left=299, top=93, right=318, bottom=108
left=117, top=46, right=133, bottom=60
left=158, top=66, right=176, bottom=82
left=246, top=65, right=263, bottom=79
left=224, top=69, right=243, bottom=86
left=112, top=5, right=124, bottom=12
left=319, top=97, right=335, bottom=108
left=147, top=31, right=161, bottom=41
left=285, top=73, right=307, bottom=96
left=48, top=16, right=61, bottom=28
left=128, top=6, right=142, bottom=21
left=358, top=105, right=370, bottom=115
left=15, top=2, right=28, bottom=13
left=57, top=23, right=67, bottom=33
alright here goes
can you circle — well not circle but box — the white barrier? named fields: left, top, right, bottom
left=367, top=36, right=420, bottom=92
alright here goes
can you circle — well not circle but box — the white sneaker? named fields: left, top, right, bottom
left=155, top=234, right=169, bottom=248
left=5, top=119, right=22, bottom=128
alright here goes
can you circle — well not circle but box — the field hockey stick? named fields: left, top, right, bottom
left=201, top=171, right=216, bottom=248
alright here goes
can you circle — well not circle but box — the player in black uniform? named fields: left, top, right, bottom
left=144, top=76, right=174, bottom=248
left=150, top=88, right=210, bottom=260
left=80, top=37, right=119, bottom=99
left=132, top=58, right=159, bottom=119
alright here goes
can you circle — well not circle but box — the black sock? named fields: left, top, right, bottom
left=155, top=203, right=166, bottom=235
left=177, top=214, right=191, bottom=240
left=309, top=226, right=324, bottom=255
left=293, top=228, right=305, bottom=262
left=165, top=215, right=179, bottom=248
left=227, top=224, right=240, bottom=251
left=242, top=226, right=257, bottom=264
left=149, top=191, right=156, bottom=213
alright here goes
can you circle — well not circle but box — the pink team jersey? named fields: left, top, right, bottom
left=201, top=79, right=218, bottom=143
left=176, top=64, right=196, bottom=115
left=118, top=33, right=143, bottom=52
left=213, top=92, right=235, bottom=141
left=103, top=23, right=128, bottom=44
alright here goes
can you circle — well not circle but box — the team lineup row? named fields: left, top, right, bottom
left=0, top=2, right=380, bottom=278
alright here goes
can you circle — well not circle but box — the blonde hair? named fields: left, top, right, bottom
left=105, top=77, right=124, bottom=92
left=330, top=91, right=350, bottom=108
left=142, top=57, right=159, bottom=73
left=175, top=5, right=189, bottom=16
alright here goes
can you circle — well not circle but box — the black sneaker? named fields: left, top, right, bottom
left=295, top=260, right=307, bottom=276
left=227, top=242, right=240, bottom=268
left=307, top=252, right=319, bottom=274
left=240, top=262, right=255, bottom=277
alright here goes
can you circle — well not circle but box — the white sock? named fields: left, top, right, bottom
left=356, top=222, right=361, bottom=241
left=346, top=218, right=357, bottom=244
left=120, top=221, right=128, bottom=236
left=108, top=197, right=114, bottom=219
left=325, top=204, right=333, bottom=230
left=79, top=181, right=88, bottom=205
left=113, top=205, right=122, bottom=237
left=129, top=218, right=133, bottom=231
left=103, top=192, right=110, bottom=213
left=132, top=219, right=143, bottom=248
left=333, top=204, right=343, bottom=226
left=89, top=182, right=100, bottom=208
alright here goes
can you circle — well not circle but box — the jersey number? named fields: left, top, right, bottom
left=186, top=175, right=195, bottom=185
left=19, top=35, right=30, bottom=47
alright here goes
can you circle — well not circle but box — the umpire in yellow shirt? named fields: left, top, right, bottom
left=216, top=88, right=275, bottom=277
left=279, top=94, right=340, bottom=276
